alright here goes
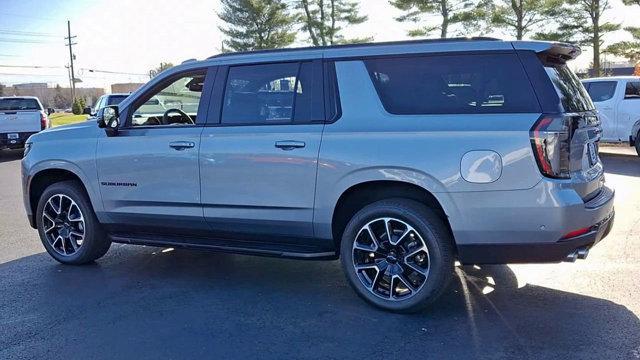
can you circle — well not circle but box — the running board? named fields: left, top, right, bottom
left=108, top=234, right=337, bottom=260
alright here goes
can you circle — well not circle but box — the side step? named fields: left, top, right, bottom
left=109, top=233, right=337, bottom=260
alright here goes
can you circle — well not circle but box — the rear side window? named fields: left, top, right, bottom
left=0, top=98, right=41, bottom=111
left=364, top=54, right=540, bottom=115
left=221, top=62, right=315, bottom=125
left=625, top=82, right=640, bottom=99
left=584, top=81, right=617, bottom=102
left=543, top=63, right=594, bottom=112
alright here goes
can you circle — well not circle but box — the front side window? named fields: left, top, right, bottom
left=584, top=81, right=616, bottom=102
left=221, top=62, right=313, bottom=125
left=625, top=81, right=640, bottom=99
left=130, top=72, right=206, bottom=127
left=365, top=54, right=540, bottom=115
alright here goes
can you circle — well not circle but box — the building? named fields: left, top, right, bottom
left=111, top=83, right=144, bottom=93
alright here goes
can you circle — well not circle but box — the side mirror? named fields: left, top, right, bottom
left=98, top=106, right=120, bottom=137
left=83, top=107, right=92, bottom=115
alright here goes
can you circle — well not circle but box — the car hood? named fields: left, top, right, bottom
left=29, top=119, right=99, bottom=143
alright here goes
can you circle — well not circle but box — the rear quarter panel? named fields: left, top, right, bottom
left=314, top=60, right=543, bottom=239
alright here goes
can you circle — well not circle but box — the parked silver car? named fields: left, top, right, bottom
left=21, top=38, right=614, bottom=312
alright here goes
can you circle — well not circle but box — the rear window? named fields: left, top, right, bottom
left=0, top=98, right=41, bottom=111
left=583, top=81, right=616, bottom=102
left=543, top=64, right=594, bottom=112
left=107, top=95, right=127, bottom=106
left=364, top=53, right=540, bottom=115
left=625, top=81, right=640, bottom=99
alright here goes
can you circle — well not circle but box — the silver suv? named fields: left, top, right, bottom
left=21, top=39, right=615, bottom=312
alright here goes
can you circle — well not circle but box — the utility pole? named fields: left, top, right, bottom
left=65, top=20, right=77, bottom=101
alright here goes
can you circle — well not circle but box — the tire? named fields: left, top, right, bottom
left=36, top=180, right=111, bottom=264
left=340, top=199, right=454, bottom=313
left=635, top=132, right=640, bottom=157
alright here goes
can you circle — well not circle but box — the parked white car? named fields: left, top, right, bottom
left=582, top=76, right=640, bottom=156
left=0, top=96, right=50, bottom=150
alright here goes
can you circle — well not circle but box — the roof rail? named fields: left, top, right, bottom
left=181, top=58, right=198, bottom=64
left=207, top=37, right=502, bottom=60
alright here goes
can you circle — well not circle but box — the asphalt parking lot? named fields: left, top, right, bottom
left=0, top=147, right=639, bottom=360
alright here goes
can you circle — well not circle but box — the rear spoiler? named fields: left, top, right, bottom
left=512, top=41, right=581, bottom=61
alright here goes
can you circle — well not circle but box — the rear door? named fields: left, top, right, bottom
left=199, top=60, right=325, bottom=241
left=583, top=81, right=619, bottom=141
left=0, top=98, right=42, bottom=133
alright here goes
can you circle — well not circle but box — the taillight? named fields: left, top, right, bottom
left=40, top=111, right=49, bottom=130
left=530, top=115, right=572, bottom=179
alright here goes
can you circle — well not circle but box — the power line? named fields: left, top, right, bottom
left=0, top=29, right=61, bottom=38
left=0, top=64, right=65, bottom=69
left=80, top=68, right=148, bottom=76
left=0, top=38, right=57, bottom=44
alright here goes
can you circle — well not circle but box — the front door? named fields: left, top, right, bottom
left=200, top=61, right=325, bottom=242
left=96, top=69, right=213, bottom=234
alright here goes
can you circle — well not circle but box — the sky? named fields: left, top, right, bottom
left=1, top=0, right=639, bottom=90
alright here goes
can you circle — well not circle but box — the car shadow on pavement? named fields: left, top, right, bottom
left=600, top=152, right=640, bottom=177
left=1, top=247, right=639, bottom=359
left=0, top=149, right=23, bottom=164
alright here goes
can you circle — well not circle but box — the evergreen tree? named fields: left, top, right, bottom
left=604, top=0, right=640, bottom=63
left=534, top=0, right=620, bottom=76
left=390, top=0, right=486, bottom=39
left=218, top=0, right=296, bottom=52
left=297, top=0, right=371, bottom=45
left=0, top=83, right=4, bottom=97
left=490, top=0, right=562, bottom=40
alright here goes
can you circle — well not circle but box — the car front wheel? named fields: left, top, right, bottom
left=36, top=180, right=111, bottom=264
left=340, top=199, right=454, bottom=313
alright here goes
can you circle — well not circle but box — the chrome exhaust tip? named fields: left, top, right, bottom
left=577, top=247, right=589, bottom=260
left=565, top=251, right=578, bottom=262
left=565, top=247, right=590, bottom=262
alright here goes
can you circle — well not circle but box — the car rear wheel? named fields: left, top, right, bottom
left=635, top=132, right=640, bottom=157
left=340, top=199, right=454, bottom=313
left=36, top=180, right=111, bottom=264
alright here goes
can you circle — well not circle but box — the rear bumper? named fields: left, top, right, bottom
left=458, top=210, right=614, bottom=264
left=0, top=132, right=37, bottom=149
left=450, top=182, right=615, bottom=264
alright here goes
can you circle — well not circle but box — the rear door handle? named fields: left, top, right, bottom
left=169, top=141, right=196, bottom=150
left=275, top=140, right=305, bottom=150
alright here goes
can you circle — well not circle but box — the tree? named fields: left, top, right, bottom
left=534, top=0, right=620, bottom=77
left=53, top=84, right=69, bottom=109
left=0, top=83, right=4, bottom=97
left=390, top=0, right=486, bottom=39
left=490, top=0, right=562, bottom=40
left=149, top=62, right=174, bottom=78
left=605, top=27, right=640, bottom=63
left=297, top=0, right=371, bottom=45
left=71, top=98, right=82, bottom=115
left=218, top=0, right=296, bottom=52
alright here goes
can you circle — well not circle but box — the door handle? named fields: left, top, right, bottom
left=275, top=140, right=305, bottom=150
left=169, top=141, right=196, bottom=150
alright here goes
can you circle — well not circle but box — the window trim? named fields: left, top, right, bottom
left=323, top=61, right=342, bottom=124
left=120, top=67, right=216, bottom=130
left=206, top=60, right=326, bottom=127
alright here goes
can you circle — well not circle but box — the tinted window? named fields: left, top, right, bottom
left=364, top=54, right=540, bottom=115
left=107, top=95, right=128, bottom=106
left=222, top=62, right=313, bottom=124
left=130, top=72, right=206, bottom=127
left=0, top=98, right=41, bottom=111
left=544, top=64, right=594, bottom=112
left=625, top=81, right=640, bottom=99
left=584, top=81, right=617, bottom=102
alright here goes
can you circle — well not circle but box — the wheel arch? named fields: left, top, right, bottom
left=27, top=165, right=98, bottom=228
left=330, top=180, right=456, bottom=254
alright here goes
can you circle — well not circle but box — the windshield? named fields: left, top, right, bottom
left=544, top=64, right=594, bottom=113
left=107, top=95, right=128, bottom=106
left=0, top=98, right=41, bottom=111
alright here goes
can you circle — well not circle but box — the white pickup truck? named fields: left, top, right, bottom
left=0, top=96, right=50, bottom=150
left=582, top=76, right=640, bottom=156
